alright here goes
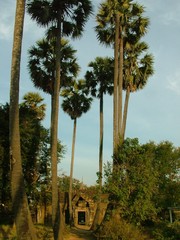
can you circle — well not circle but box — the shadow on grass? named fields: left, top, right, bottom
left=68, top=227, right=96, bottom=240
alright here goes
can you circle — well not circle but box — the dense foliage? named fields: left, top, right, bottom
left=0, top=95, right=65, bottom=224
left=104, top=138, right=180, bottom=224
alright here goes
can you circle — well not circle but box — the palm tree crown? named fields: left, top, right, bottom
left=123, top=40, right=154, bottom=92
left=28, top=37, right=80, bottom=95
left=85, top=57, right=114, bottom=98
left=61, top=79, right=92, bottom=120
left=95, top=0, right=149, bottom=46
left=27, top=0, right=93, bottom=38
left=21, top=92, right=46, bottom=120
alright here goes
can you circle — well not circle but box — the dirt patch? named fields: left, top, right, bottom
left=64, top=227, right=96, bottom=240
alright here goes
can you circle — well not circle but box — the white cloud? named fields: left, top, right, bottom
left=138, top=0, right=180, bottom=26
left=0, top=22, right=12, bottom=40
left=161, top=10, right=180, bottom=26
left=158, top=1, right=180, bottom=26
left=0, top=1, right=44, bottom=41
left=167, top=71, right=180, bottom=95
left=0, top=1, right=15, bottom=40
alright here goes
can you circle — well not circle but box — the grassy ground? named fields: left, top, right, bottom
left=0, top=224, right=54, bottom=240
left=0, top=225, right=95, bottom=240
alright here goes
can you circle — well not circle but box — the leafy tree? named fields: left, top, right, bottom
left=9, top=0, right=37, bottom=238
left=104, top=138, right=180, bottom=224
left=105, top=138, right=158, bottom=224
left=61, top=79, right=92, bottom=226
left=20, top=93, right=66, bottom=222
left=58, top=174, right=83, bottom=193
left=0, top=96, right=65, bottom=225
left=151, top=141, right=180, bottom=213
left=0, top=104, right=11, bottom=223
left=19, top=93, right=46, bottom=202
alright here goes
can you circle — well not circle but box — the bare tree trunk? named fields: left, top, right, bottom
left=99, top=94, right=103, bottom=190
left=113, top=13, right=120, bottom=157
left=69, top=118, right=77, bottom=226
left=9, top=0, right=37, bottom=239
left=91, top=94, right=104, bottom=230
left=118, top=27, right=124, bottom=145
left=122, top=87, right=130, bottom=140
left=51, top=11, right=63, bottom=240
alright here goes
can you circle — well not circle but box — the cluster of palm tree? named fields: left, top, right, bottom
left=9, top=0, right=154, bottom=239
left=95, top=0, right=154, bottom=154
left=87, top=0, right=154, bottom=229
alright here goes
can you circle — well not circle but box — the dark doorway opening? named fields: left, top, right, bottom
left=78, top=211, right=85, bottom=225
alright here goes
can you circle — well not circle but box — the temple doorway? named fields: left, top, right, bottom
left=78, top=211, right=86, bottom=225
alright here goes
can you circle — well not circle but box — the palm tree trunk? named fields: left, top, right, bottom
left=91, top=94, right=104, bottom=230
left=118, top=27, right=124, bottom=145
left=99, top=94, right=103, bottom=190
left=9, top=0, right=37, bottom=239
left=113, top=13, right=120, bottom=156
left=51, top=11, right=63, bottom=240
left=69, top=118, right=77, bottom=226
left=122, top=87, right=130, bottom=141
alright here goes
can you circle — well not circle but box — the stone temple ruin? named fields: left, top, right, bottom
left=72, top=192, right=96, bottom=228
left=36, top=190, right=109, bottom=228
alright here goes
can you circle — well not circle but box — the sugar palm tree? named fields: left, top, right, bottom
left=85, top=57, right=114, bottom=189
left=61, top=80, right=92, bottom=226
left=95, top=0, right=149, bottom=150
left=28, top=36, right=79, bottom=237
left=122, top=40, right=154, bottom=140
left=22, top=92, right=46, bottom=120
left=27, top=1, right=92, bottom=238
left=9, top=0, right=37, bottom=239
left=85, top=57, right=114, bottom=229
left=28, top=37, right=80, bottom=97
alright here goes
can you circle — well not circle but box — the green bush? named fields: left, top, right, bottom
left=96, top=217, right=149, bottom=240
left=151, top=221, right=180, bottom=240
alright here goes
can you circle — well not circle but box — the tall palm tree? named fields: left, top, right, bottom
left=28, top=37, right=80, bottom=98
left=95, top=0, right=149, bottom=152
left=85, top=57, right=114, bottom=189
left=28, top=37, right=79, bottom=238
left=85, top=57, right=114, bottom=230
left=9, top=0, right=37, bottom=239
left=27, top=2, right=92, bottom=236
left=61, top=80, right=92, bottom=226
left=27, top=0, right=92, bottom=239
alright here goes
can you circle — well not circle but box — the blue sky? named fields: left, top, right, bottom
left=1, top=0, right=180, bottom=186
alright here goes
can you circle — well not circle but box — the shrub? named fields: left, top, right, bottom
left=151, top=221, right=180, bottom=240
left=96, top=217, right=149, bottom=240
